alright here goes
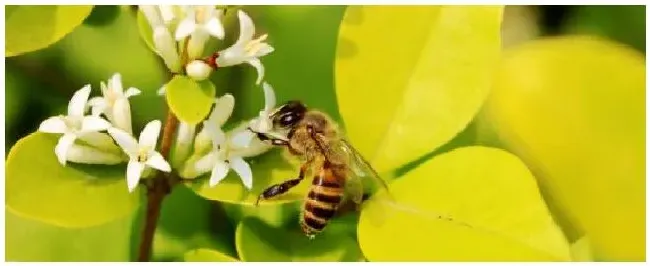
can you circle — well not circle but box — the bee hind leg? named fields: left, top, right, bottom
left=255, top=161, right=311, bottom=206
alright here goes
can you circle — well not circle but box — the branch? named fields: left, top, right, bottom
left=137, top=110, right=179, bottom=262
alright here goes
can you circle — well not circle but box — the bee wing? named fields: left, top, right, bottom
left=328, top=138, right=390, bottom=206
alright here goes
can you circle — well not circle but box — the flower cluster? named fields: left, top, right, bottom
left=38, top=74, right=170, bottom=192
left=140, top=5, right=273, bottom=85
left=37, top=6, right=280, bottom=194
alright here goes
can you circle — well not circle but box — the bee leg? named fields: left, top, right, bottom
left=256, top=161, right=311, bottom=206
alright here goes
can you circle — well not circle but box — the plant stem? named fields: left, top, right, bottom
left=137, top=110, right=179, bottom=262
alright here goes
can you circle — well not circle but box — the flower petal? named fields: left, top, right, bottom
left=39, top=116, right=67, bottom=134
left=124, top=87, right=141, bottom=98
left=146, top=152, right=171, bottom=172
left=230, top=130, right=254, bottom=149
left=175, top=18, right=197, bottom=40
left=55, top=133, right=77, bottom=166
left=205, top=17, right=225, bottom=39
left=209, top=159, right=230, bottom=187
left=126, top=160, right=145, bottom=193
left=254, top=43, right=274, bottom=57
left=262, top=82, right=276, bottom=112
left=194, top=151, right=217, bottom=174
left=109, top=73, right=124, bottom=94
left=153, top=26, right=181, bottom=72
left=208, top=94, right=235, bottom=127
left=112, top=98, right=133, bottom=134
left=139, top=5, right=163, bottom=28
left=81, top=116, right=112, bottom=132
left=107, top=127, right=138, bottom=155
left=235, top=10, right=255, bottom=47
left=87, top=97, right=108, bottom=117
left=158, top=5, right=177, bottom=24
left=245, top=58, right=265, bottom=85
left=139, top=120, right=162, bottom=149
left=229, top=156, right=252, bottom=189
left=204, top=122, right=226, bottom=148
left=187, top=29, right=209, bottom=59
left=68, top=85, right=91, bottom=117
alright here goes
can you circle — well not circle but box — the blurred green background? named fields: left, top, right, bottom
left=4, top=5, right=645, bottom=262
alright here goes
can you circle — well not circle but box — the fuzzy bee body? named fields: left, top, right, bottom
left=252, top=101, right=389, bottom=238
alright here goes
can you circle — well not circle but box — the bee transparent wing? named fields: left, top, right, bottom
left=337, top=138, right=390, bottom=194
left=327, top=138, right=390, bottom=208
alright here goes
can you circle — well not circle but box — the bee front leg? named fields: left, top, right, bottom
left=256, top=160, right=311, bottom=206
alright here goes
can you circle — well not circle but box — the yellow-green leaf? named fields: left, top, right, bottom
left=335, top=6, right=503, bottom=175
left=6, top=207, right=134, bottom=261
left=571, top=236, right=594, bottom=262
left=235, top=217, right=363, bottom=262
left=6, top=132, right=140, bottom=227
left=6, top=5, right=93, bottom=57
left=166, top=75, right=217, bottom=124
left=358, top=146, right=571, bottom=261
left=184, top=248, right=239, bottom=262
left=483, top=36, right=645, bottom=261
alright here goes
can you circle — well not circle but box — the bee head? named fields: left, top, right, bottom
left=271, top=100, right=307, bottom=129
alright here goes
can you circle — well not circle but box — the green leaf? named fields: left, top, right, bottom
left=166, top=75, right=217, bottom=124
left=186, top=149, right=303, bottom=205
left=335, top=6, right=503, bottom=175
left=358, top=146, right=571, bottom=261
left=6, top=207, right=134, bottom=261
left=6, top=132, right=140, bottom=227
left=6, top=5, right=94, bottom=57
left=564, top=6, right=645, bottom=53
left=235, top=217, right=363, bottom=262
left=136, top=8, right=156, bottom=52
left=183, top=249, right=239, bottom=262
left=83, top=5, right=120, bottom=27
left=483, top=36, right=645, bottom=261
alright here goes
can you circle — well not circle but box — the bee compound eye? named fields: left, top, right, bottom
left=280, top=114, right=297, bottom=126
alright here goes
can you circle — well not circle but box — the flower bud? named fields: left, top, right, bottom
left=78, top=132, right=122, bottom=154
left=66, top=144, right=126, bottom=165
left=187, top=30, right=209, bottom=60
left=171, top=122, right=196, bottom=168
left=193, top=127, right=212, bottom=155
left=112, top=98, right=133, bottom=135
left=153, top=26, right=181, bottom=72
left=186, top=60, right=213, bottom=81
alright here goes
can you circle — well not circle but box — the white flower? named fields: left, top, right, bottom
left=139, top=5, right=185, bottom=29
left=186, top=60, right=213, bottom=81
left=193, top=94, right=235, bottom=155
left=190, top=94, right=252, bottom=188
left=231, top=82, right=277, bottom=148
left=38, top=85, right=112, bottom=166
left=215, top=10, right=274, bottom=85
left=140, top=5, right=183, bottom=72
left=88, top=73, right=141, bottom=134
left=196, top=122, right=254, bottom=189
left=107, top=120, right=171, bottom=193
left=175, top=5, right=225, bottom=59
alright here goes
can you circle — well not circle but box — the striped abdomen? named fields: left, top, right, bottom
left=300, top=162, right=346, bottom=237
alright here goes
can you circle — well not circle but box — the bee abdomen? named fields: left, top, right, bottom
left=301, top=181, right=343, bottom=236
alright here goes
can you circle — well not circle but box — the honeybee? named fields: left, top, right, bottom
left=250, top=100, right=390, bottom=238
